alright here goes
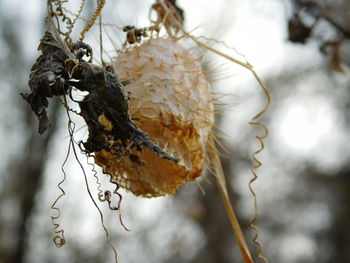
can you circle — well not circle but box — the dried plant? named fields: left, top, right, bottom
left=21, top=1, right=271, bottom=262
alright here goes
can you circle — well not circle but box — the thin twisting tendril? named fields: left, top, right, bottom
left=58, top=96, right=81, bottom=116
left=108, top=178, right=130, bottom=232
left=91, top=159, right=105, bottom=202
left=99, top=10, right=104, bottom=66
left=63, top=96, right=119, bottom=263
left=197, top=35, right=250, bottom=65
left=80, top=0, right=106, bottom=41
left=248, top=122, right=269, bottom=263
left=50, top=137, right=70, bottom=247
left=248, top=73, right=271, bottom=263
left=78, top=142, right=105, bottom=202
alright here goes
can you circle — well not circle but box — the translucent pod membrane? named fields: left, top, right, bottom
left=95, top=38, right=214, bottom=197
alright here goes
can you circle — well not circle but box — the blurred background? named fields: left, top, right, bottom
left=0, top=0, right=350, bottom=262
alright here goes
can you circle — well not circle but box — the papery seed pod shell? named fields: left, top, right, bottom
left=95, top=38, right=214, bottom=197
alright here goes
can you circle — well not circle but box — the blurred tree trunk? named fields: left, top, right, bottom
left=9, top=102, right=60, bottom=263
left=320, top=168, right=350, bottom=263
left=173, top=104, right=246, bottom=263
left=331, top=176, right=350, bottom=262
left=189, top=157, right=242, bottom=263
left=0, top=13, right=61, bottom=263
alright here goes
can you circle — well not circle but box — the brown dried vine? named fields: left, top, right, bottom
left=22, top=1, right=272, bottom=262
left=21, top=1, right=179, bottom=261
left=79, top=0, right=105, bottom=41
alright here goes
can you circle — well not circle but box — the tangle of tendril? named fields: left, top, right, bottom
left=79, top=0, right=106, bottom=41
left=82, top=143, right=130, bottom=232
left=77, top=141, right=126, bottom=230
left=63, top=95, right=119, bottom=263
left=50, top=0, right=75, bottom=43
left=86, top=142, right=130, bottom=231
left=60, top=7, right=124, bottom=29
left=65, top=0, right=85, bottom=42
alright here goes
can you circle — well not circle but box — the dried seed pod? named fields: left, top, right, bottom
left=95, top=38, right=214, bottom=197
